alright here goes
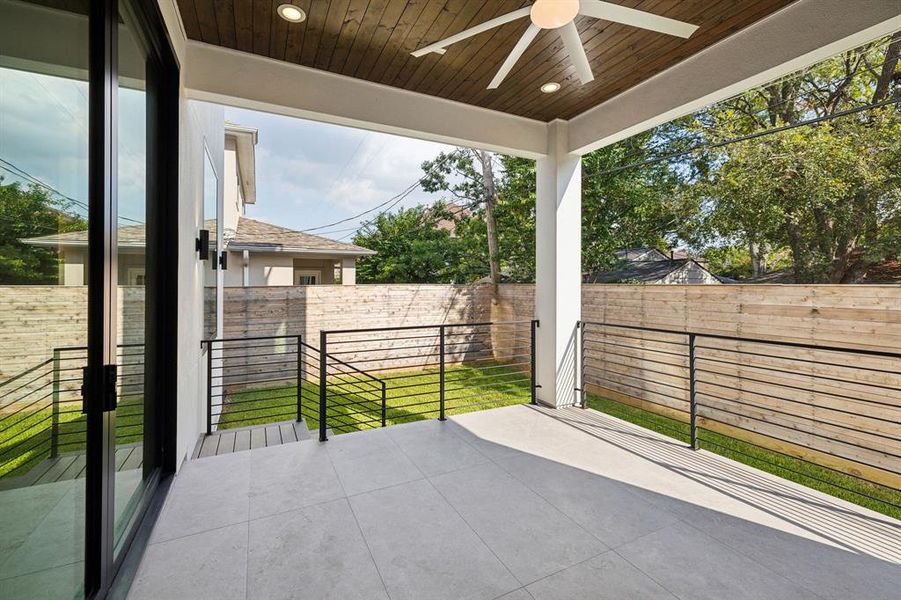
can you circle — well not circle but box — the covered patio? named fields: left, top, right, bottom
left=130, top=404, right=900, bottom=599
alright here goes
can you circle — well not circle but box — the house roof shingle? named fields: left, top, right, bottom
left=23, top=216, right=375, bottom=256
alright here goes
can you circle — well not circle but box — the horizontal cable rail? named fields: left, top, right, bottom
left=319, top=320, right=539, bottom=442
left=0, top=345, right=145, bottom=481
left=577, top=320, right=901, bottom=514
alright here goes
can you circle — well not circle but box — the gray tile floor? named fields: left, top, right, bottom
left=130, top=405, right=901, bottom=600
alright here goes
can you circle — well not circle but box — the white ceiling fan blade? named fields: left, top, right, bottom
left=488, top=23, right=541, bottom=89
left=579, top=0, right=699, bottom=38
left=412, top=7, right=531, bottom=57
left=560, top=22, right=594, bottom=84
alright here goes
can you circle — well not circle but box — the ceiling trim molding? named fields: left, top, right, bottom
left=183, top=41, right=549, bottom=159
left=568, top=0, right=901, bottom=154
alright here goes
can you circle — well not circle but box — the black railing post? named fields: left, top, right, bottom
left=381, top=381, right=387, bottom=427
left=580, top=321, right=587, bottom=409
left=439, top=325, right=446, bottom=421
left=689, top=333, right=698, bottom=450
left=205, top=341, right=213, bottom=435
left=530, top=319, right=538, bottom=405
left=319, top=331, right=328, bottom=442
left=50, top=348, right=61, bottom=458
left=296, top=335, right=303, bottom=423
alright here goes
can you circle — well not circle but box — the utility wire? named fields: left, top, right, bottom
left=586, top=98, right=901, bottom=179
left=0, top=157, right=145, bottom=225
left=301, top=178, right=425, bottom=233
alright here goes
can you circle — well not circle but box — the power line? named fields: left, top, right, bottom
left=0, top=157, right=145, bottom=225
left=586, top=97, right=901, bottom=180
left=301, top=178, right=424, bottom=232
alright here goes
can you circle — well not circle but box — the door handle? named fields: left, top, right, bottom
left=81, top=364, right=118, bottom=413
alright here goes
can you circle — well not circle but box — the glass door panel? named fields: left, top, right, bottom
left=0, top=1, right=89, bottom=596
left=113, top=0, right=151, bottom=558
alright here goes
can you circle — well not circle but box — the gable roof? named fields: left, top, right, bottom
left=23, top=216, right=375, bottom=257
left=587, top=259, right=688, bottom=283
left=587, top=258, right=722, bottom=284
left=228, top=217, right=374, bottom=256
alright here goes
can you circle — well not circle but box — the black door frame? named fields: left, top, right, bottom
left=85, top=0, right=179, bottom=597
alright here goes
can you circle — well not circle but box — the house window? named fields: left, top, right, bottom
left=294, top=269, right=320, bottom=286
left=127, top=268, right=146, bottom=285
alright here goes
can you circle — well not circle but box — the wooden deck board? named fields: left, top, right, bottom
left=190, top=420, right=312, bottom=459
left=121, top=447, right=143, bottom=471
left=233, top=430, right=251, bottom=452
left=250, top=428, right=266, bottom=450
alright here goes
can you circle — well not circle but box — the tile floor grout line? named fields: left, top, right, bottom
left=423, top=474, right=524, bottom=591
left=608, top=546, right=686, bottom=600
left=244, top=458, right=251, bottom=600
left=675, top=517, right=831, bottom=600
left=327, top=448, right=395, bottom=600
left=513, top=548, right=613, bottom=592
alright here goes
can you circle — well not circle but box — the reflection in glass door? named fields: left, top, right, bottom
left=113, top=0, right=151, bottom=556
left=0, top=1, right=90, bottom=597
left=1, top=0, right=177, bottom=596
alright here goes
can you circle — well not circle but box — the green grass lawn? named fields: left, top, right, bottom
left=0, top=396, right=144, bottom=479
left=586, top=395, right=901, bottom=520
left=217, top=362, right=532, bottom=433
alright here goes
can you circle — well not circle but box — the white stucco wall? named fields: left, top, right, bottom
left=177, top=99, right=224, bottom=469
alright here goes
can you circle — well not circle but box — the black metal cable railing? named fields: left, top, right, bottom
left=577, top=320, right=901, bottom=514
left=0, top=344, right=145, bottom=481
left=318, top=320, right=539, bottom=441
left=202, top=335, right=319, bottom=434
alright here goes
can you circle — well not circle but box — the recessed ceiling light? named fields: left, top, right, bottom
left=277, top=4, right=306, bottom=23
left=540, top=82, right=561, bottom=94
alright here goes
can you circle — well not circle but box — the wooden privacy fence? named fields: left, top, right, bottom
left=580, top=322, right=901, bottom=490
left=494, top=284, right=901, bottom=491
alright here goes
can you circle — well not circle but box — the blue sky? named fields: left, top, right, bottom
left=224, top=107, right=457, bottom=241
left=0, top=67, right=456, bottom=241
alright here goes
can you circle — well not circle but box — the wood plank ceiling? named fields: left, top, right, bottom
left=177, top=0, right=796, bottom=122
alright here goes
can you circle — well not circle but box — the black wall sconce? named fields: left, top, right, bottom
left=196, top=229, right=210, bottom=260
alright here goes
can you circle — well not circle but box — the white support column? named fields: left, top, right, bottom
left=341, top=258, right=357, bottom=285
left=535, top=121, right=582, bottom=408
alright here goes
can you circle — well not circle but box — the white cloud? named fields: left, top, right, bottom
left=225, top=106, right=457, bottom=236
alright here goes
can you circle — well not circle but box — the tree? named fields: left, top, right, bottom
left=420, top=149, right=502, bottom=289
left=352, top=204, right=474, bottom=283
left=0, top=179, right=87, bottom=284
left=690, top=33, right=901, bottom=282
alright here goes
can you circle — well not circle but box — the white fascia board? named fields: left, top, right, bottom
left=227, top=245, right=376, bottom=257
left=568, top=0, right=901, bottom=154
left=183, top=41, right=548, bottom=159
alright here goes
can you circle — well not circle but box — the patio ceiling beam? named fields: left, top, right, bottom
left=568, top=0, right=901, bottom=155
left=182, top=42, right=549, bottom=160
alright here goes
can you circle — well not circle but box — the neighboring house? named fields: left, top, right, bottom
left=433, top=202, right=472, bottom=237
left=588, top=247, right=722, bottom=284
left=24, top=122, right=375, bottom=287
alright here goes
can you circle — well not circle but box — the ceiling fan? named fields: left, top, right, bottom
left=411, top=0, right=699, bottom=90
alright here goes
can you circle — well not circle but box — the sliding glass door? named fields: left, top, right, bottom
left=0, top=0, right=177, bottom=596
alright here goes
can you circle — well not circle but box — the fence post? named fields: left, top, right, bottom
left=50, top=349, right=61, bottom=458
left=530, top=320, right=538, bottom=405
left=439, top=325, right=446, bottom=421
left=319, top=331, right=328, bottom=442
left=296, top=335, right=303, bottom=423
left=689, top=333, right=698, bottom=450
left=381, top=381, right=387, bottom=428
left=580, top=321, right=587, bottom=409
left=206, top=341, right=212, bottom=435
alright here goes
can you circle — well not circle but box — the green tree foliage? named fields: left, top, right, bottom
left=0, top=179, right=87, bottom=284
left=353, top=204, right=475, bottom=283
left=688, top=33, right=901, bottom=282
left=355, top=34, right=900, bottom=285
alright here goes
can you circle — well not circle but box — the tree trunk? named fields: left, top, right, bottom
left=476, top=150, right=501, bottom=292
left=872, top=32, right=901, bottom=103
